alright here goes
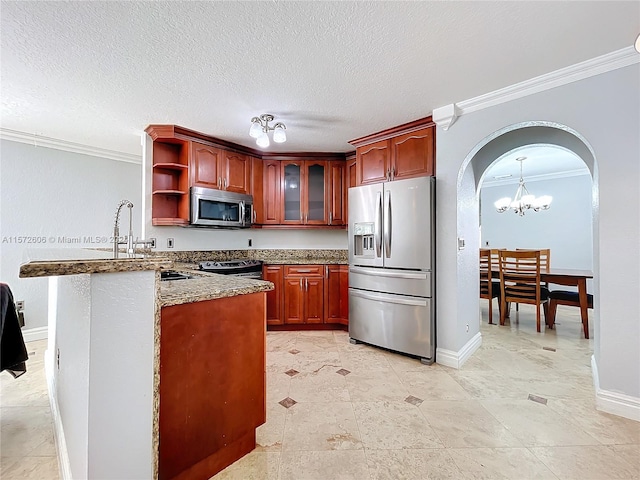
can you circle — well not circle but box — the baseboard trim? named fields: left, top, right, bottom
left=45, top=353, right=73, bottom=479
left=22, top=326, right=48, bottom=343
left=591, top=355, right=640, bottom=422
left=436, top=332, right=482, bottom=369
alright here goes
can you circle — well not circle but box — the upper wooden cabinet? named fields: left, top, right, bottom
left=350, top=117, right=435, bottom=186
left=146, top=125, right=348, bottom=228
left=191, top=142, right=251, bottom=194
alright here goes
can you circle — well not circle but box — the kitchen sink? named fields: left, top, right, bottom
left=160, top=270, right=194, bottom=281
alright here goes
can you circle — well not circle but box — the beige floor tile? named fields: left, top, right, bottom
left=447, top=369, right=530, bottom=400
left=480, top=399, right=600, bottom=447
left=282, top=402, right=362, bottom=451
left=344, top=369, right=409, bottom=402
left=547, top=398, right=640, bottom=445
left=0, top=456, right=60, bottom=480
left=365, top=448, right=463, bottom=479
left=385, top=350, right=439, bottom=373
left=266, top=370, right=291, bottom=405
left=419, top=400, right=523, bottom=448
left=608, top=444, right=640, bottom=472
left=0, top=406, right=56, bottom=457
left=530, top=445, right=639, bottom=479
left=256, top=403, right=286, bottom=452
left=289, top=350, right=343, bottom=373
left=210, top=451, right=280, bottom=480
left=448, top=447, right=559, bottom=479
left=397, top=369, right=473, bottom=401
left=295, top=334, right=340, bottom=353
left=279, top=450, right=370, bottom=480
left=352, top=401, right=443, bottom=450
left=266, top=331, right=299, bottom=352
left=288, top=368, right=350, bottom=403
left=0, top=368, right=50, bottom=407
left=337, top=346, right=393, bottom=372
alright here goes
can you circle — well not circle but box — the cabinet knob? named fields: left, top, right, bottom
left=224, top=178, right=227, bottom=189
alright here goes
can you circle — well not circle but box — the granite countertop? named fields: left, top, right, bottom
left=19, top=248, right=173, bottom=278
left=158, top=269, right=273, bottom=307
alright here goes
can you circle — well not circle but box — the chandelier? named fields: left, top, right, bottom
left=494, top=156, right=552, bottom=216
left=249, top=114, right=286, bottom=148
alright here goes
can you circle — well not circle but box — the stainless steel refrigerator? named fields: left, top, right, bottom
left=348, top=176, right=435, bottom=364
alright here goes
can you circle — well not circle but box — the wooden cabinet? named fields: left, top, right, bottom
left=325, top=264, right=349, bottom=325
left=283, top=265, right=324, bottom=324
left=356, top=139, right=390, bottom=186
left=265, top=263, right=348, bottom=329
left=262, top=160, right=282, bottom=224
left=347, top=153, right=357, bottom=189
left=281, top=160, right=328, bottom=225
left=350, top=118, right=435, bottom=186
left=159, top=292, right=266, bottom=479
left=328, top=161, right=346, bottom=226
left=191, top=142, right=250, bottom=194
left=146, top=126, right=191, bottom=226
left=263, top=265, right=284, bottom=325
left=389, top=127, right=434, bottom=181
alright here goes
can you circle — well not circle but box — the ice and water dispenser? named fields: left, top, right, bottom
left=353, top=222, right=376, bottom=257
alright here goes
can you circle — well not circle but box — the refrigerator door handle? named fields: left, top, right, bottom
left=375, top=191, right=382, bottom=258
left=349, top=266, right=428, bottom=280
left=349, top=289, right=427, bottom=307
left=384, top=191, right=392, bottom=258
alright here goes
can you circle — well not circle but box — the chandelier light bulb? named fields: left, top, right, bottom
left=256, top=131, right=270, bottom=148
left=273, top=123, right=287, bottom=143
left=249, top=119, right=262, bottom=138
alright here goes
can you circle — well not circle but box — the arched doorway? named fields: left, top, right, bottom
left=458, top=121, right=598, bottom=349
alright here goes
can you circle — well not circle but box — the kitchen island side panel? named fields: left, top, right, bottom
left=158, top=292, right=266, bottom=480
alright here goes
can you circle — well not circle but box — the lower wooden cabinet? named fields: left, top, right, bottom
left=263, top=265, right=284, bottom=325
left=325, top=264, right=349, bottom=325
left=264, top=263, right=348, bottom=328
left=284, top=265, right=324, bottom=324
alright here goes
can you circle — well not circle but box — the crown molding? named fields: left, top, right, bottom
left=434, top=46, right=640, bottom=129
left=0, top=128, right=141, bottom=164
left=482, top=168, right=591, bottom=187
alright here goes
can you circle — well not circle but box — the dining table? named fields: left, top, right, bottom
left=491, top=267, right=594, bottom=333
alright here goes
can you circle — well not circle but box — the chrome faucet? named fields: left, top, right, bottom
left=113, top=200, right=154, bottom=259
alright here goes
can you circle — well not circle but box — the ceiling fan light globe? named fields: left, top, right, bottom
left=273, top=125, right=287, bottom=143
left=256, top=132, right=270, bottom=148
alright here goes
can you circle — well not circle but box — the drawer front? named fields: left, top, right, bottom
left=284, top=265, right=324, bottom=277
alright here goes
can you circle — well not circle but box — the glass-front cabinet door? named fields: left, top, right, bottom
left=282, top=162, right=302, bottom=223
left=305, top=162, right=326, bottom=224
left=281, top=160, right=327, bottom=225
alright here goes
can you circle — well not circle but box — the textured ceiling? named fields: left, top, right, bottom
left=1, top=1, right=639, bottom=156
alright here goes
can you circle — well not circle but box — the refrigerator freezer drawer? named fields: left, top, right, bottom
left=349, top=266, right=432, bottom=297
left=348, top=288, right=434, bottom=361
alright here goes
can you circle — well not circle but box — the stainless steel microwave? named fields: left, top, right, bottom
left=190, top=186, right=253, bottom=228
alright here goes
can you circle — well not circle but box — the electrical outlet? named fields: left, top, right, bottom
left=248, top=238, right=252, bottom=247
left=149, top=238, right=156, bottom=248
left=167, top=238, right=174, bottom=248
left=16, top=300, right=24, bottom=311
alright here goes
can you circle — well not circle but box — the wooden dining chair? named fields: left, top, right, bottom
left=512, top=248, right=550, bottom=314
left=547, top=290, right=593, bottom=339
left=498, top=250, right=549, bottom=332
left=480, top=249, right=501, bottom=324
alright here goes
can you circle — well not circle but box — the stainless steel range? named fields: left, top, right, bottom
left=198, top=259, right=263, bottom=279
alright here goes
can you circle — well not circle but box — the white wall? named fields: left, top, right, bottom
left=435, top=64, right=640, bottom=406
left=0, top=139, right=142, bottom=330
left=480, top=173, right=593, bottom=269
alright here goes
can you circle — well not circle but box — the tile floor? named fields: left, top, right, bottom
left=1, top=304, right=639, bottom=479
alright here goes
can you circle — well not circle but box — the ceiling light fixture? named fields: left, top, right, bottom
left=249, top=114, right=286, bottom=148
left=494, top=157, right=552, bottom=216
left=635, top=33, right=640, bottom=54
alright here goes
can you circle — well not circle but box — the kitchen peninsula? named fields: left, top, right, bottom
left=19, top=249, right=272, bottom=480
